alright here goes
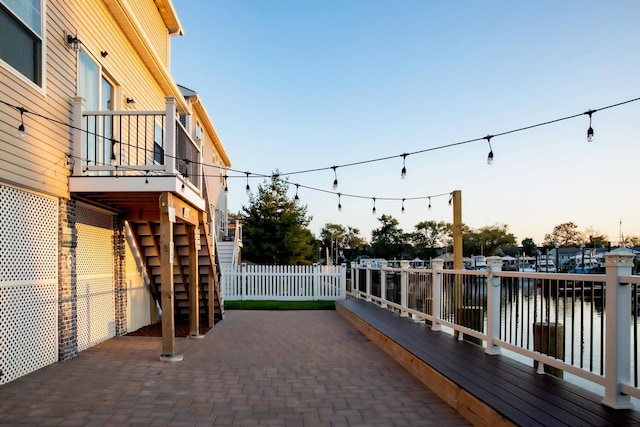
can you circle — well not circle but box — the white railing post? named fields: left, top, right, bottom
left=431, top=259, right=443, bottom=331
left=313, top=263, right=320, bottom=300
left=241, top=263, right=247, bottom=301
left=164, top=97, right=176, bottom=175
left=486, top=256, right=502, bottom=355
left=400, top=260, right=409, bottom=317
left=379, top=260, right=388, bottom=308
left=602, top=248, right=635, bottom=409
left=350, top=262, right=356, bottom=296
left=340, top=264, right=347, bottom=299
left=365, top=262, right=372, bottom=301
left=71, top=97, right=85, bottom=176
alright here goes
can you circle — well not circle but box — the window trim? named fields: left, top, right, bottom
left=0, top=0, right=46, bottom=91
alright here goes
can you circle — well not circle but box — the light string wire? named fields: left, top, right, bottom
left=2, top=96, right=639, bottom=204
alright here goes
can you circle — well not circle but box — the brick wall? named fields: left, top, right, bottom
left=58, top=198, right=77, bottom=361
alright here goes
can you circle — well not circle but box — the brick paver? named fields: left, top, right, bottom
left=0, top=310, right=469, bottom=426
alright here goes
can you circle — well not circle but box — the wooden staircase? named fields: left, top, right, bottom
left=127, top=218, right=224, bottom=326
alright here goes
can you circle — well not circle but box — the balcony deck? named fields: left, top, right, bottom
left=336, top=298, right=640, bottom=427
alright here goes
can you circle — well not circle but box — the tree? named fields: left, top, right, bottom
left=622, top=235, right=640, bottom=247
left=370, top=214, right=407, bottom=259
left=319, top=223, right=368, bottom=263
left=584, top=226, right=609, bottom=248
left=241, top=177, right=316, bottom=264
left=542, top=222, right=584, bottom=247
left=464, top=224, right=516, bottom=256
left=411, top=221, right=451, bottom=259
left=521, top=238, right=538, bottom=256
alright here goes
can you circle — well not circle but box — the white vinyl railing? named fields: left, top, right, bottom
left=350, top=248, right=639, bottom=410
left=221, top=264, right=346, bottom=301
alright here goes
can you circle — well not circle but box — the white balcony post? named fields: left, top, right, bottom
left=365, top=262, right=372, bottom=302
left=400, top=260, right=410, bottom=317
left=486, top=256, right=503, bottom=355
left=164, top=97, right=176, bottom=175
left=602, top=248, right=635, bottom=409
left=379, top=260, right=388, bottom=308
left=431, top=259, right=444, bottom=331
left=71, top=97, right=85, bottom=176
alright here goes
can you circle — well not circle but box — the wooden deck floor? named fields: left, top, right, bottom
left=336, top=298, right=640, bottom=427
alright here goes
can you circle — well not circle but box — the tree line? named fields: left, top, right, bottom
left=238, top=179, right=637, bottom=265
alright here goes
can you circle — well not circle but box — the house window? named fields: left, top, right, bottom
left=0, top=0, right=43, bottom=86
left=153, top=120, right=164, bottom=165
left=79, top=48, right=114, bottom=170
left=195, top=121, right=204, bottom=142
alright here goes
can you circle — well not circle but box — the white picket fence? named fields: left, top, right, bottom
left=221, top=264, right=346, bottom=301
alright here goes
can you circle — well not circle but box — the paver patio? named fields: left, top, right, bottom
left=0, top=310, right=469, bottom=426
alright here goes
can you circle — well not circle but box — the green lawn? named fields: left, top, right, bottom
left=224, top=300, right=336, bottom=310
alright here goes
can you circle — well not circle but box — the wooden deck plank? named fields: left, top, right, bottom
left=337, top=298, right=640, bottom=427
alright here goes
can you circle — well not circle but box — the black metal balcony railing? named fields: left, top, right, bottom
left=71, top=97, right=202, bottom=195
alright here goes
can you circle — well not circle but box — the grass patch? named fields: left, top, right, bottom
left=224, top=300, right=335, bottom=310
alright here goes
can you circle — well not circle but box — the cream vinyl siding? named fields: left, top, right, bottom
left=128, top=0, right=169, bottom=68
left=73, top=1, right=167, bottom=112
left=0, top=0, right=75, bottom=199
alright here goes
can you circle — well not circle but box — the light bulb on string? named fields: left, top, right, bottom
left=294, top=184, right=300, bottom=204
left=337, top=193, right=342, bottom=212
left=114, top=165, right=119, bottom=181
left=245, top=172, right=251, bottom=195
left=448, top=193, right=453, bottom=206
left=372, top=198, right=376, bottom=215
left=144, top=171, right=149, bottom=186
left=224, top=175, right=228, bottom=194
left=428, top=196, right=432, bottom=211
left=585, top=110, right=595, bottom=142
left=400, top=154, right=407, bottom=179
left=17, top=107, right=25, bottom=138
left=331, top=166, right=338, bottom=190
left=485, top=135, right=494, bottom=165
left=401, top=198, right=405, bottom=214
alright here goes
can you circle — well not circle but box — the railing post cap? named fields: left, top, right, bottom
left=379, top=260, right=388, bottom=268
left=400, top=260, right=410, bottom=268
left=604, top=247, right=635, bottom=267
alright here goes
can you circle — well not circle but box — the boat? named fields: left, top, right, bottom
left=536, top=257, right=556, bottom=273
left=568, top=252, right=603, bottom=274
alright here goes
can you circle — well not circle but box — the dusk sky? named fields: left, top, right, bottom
left=170, top=1, right=640, bottom=245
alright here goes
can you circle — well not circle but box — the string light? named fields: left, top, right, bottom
left=114, top=165, right=119, bottom=181
left=144, top=171, right=149, bottom=186
left=337, top=193, right=342, bottom=212
left=332, top=166, right=338, bottom=190
left=585, top=109, right=595, bottom=142
left=448, top=192, right=453, bottom=206
left=401, top=198, right=405, bottom=214
left=485, top=135, right=494, bottom=165
left=17, top=107, right=25, bottom=138
left=245, top=172, right=250, bottom=194
left=400, top=154, right=407, bottom=179
left=428, top=196, right=432, bottom=211
left=294, top=184, right=300, bottom=204
left=224, top=175, right=228, bottom=193
left=2, top=96, right=639, bottom=211
left=372, top=198, right=376, bottom=215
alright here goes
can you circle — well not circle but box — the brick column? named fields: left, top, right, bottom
left=58, top=199, right=77, bottom=361
left=113, top=215, right=127, bottom=336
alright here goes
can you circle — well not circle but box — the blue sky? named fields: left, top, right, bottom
left=171, top=1, right=640, bottom=245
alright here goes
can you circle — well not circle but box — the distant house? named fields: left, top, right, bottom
left=0, top=0, right=236, bottom=384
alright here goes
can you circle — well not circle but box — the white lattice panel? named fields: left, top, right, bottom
left=0, top=185, right=58, bottom=282
left=0, top=185, right=58, bottom=385
left=76, top=204, right=115, bottom=351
